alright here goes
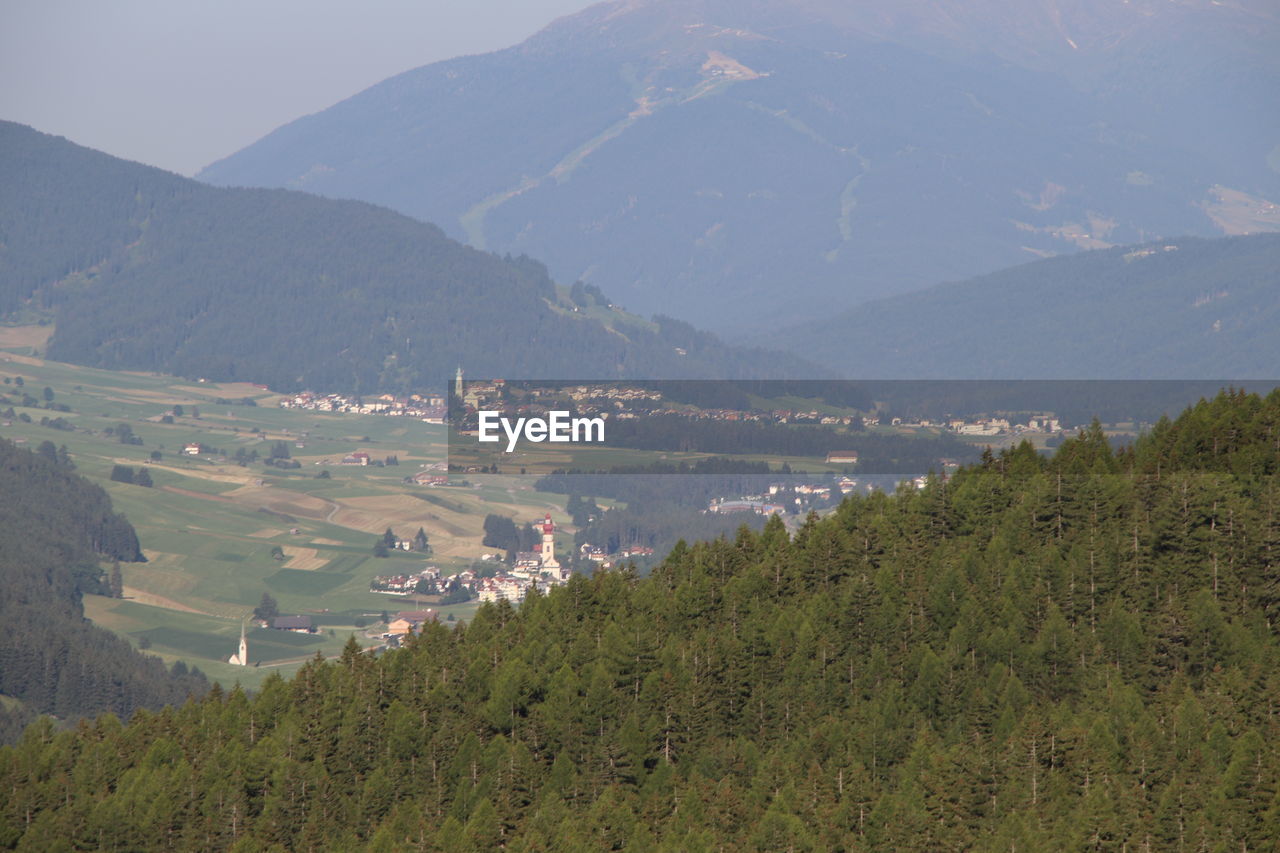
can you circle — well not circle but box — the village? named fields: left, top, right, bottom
left=368, top=513, right=575, bottom=611
left=455, top=379, right=1073, bottom=437
left=276, top=378, right=1074, bottom=445
left=278, top=390, right=447, bottom=422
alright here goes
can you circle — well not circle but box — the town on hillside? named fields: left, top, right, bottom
left=369, top=513, right=573, bottom=608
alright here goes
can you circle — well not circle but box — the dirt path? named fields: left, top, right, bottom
left=122, top=586, right=210, bottom=615
left=159, top=484, right=239, bottom=504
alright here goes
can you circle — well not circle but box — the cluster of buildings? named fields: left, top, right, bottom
left=369, top=568, right=438, bottom=595
left=463, top=376, right=1076, bottom=448
left=709, top=476, right=868, bottom=515
left=456, top=379, right=866, bottom=429
left=767, top=481, right=839, bottom=500
left=474, top=514, right=573, bottom=605
left=710, top=473, right=924, bottom=514
left=708, top=499, right=787, bottom=516
left=885, top=415, right=1065, bottom=435
left=368, top=514, right=573, bottom=607
left=279, top=391, right=446, bottom=423
left=577, top=542, right=656, bottom=568
left=944, top=415, right=1063, bottom=436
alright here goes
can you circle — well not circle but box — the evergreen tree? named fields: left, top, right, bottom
left=109, top=559, right=124, bottom=599
left=253, top=593, right=279, bottom=621
left=3, top=392, right=1280, bottom=848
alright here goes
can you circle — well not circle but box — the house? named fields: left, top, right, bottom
left=477, top=576, right=530, bottom=604
left=387, top=609, right=437, bottom=637
left=271, top=615, right=313, bottom=632
left=386, top=618, right=415, bottom=636
left=411, top=472, right=448, bottom=486
left=182, top=443, right=202, bottom=456
left=826, top=451, right=859, bottom=464
left=514, top=551, right=542, bottom=570
left=579, top=543, right=607, bottom=562
left=341, top=451, right=371, bottom=466
left=395, top=609, right=437, bottom=624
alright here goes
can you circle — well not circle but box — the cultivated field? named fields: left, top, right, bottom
left=0, top=336, right=561, bottom=684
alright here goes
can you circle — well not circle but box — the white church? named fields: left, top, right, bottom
left=228, top=619, right=248, bottom=666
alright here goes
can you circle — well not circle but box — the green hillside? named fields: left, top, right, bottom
left=0, top=121, right=817, bottom=393
left=3, top=389, right=1279, bottom=848
left=784, top=234, right=1280, bottom=377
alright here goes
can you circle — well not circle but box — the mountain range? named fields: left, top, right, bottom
left=781, top=233, right=1280, bottom=377
left=0, top=121, right=817, bottom=391
left=199, top=0, right=1280, bottom=331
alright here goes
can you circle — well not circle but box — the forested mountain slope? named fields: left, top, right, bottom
left=0, top=121, right=816, bottom=392
left=199, top=0, right=1280, bottom=331
left=3, top=390, right=1279, bottom=848
left=0, top=437, right=207, bottom=743
left=782, top=233, right=1280, bottom=378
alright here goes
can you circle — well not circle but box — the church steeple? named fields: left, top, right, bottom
left=228, top=618, right=248, bottom=666
left=539, top=513, right=568, bottom=580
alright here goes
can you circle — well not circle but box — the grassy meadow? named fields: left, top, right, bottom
left=0, top=329, right=559, bottom=684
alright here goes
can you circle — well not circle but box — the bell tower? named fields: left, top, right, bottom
left=539, top=513, right=560, bottom=574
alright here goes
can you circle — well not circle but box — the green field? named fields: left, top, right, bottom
left=0, top=336, right=566, bottom=685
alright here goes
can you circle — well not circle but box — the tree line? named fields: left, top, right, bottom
left=2, top=390, right=1278, bottom=847
left=0, top=437, right=206, bottom=744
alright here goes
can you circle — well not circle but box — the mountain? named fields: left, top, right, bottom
left=0, top=121, right=817, bottom=393
left=0, top=436, right=207, bottom=742
left=777, top=233, right=1280, bottom=378
left=198, top=0, right=1280, bottom=331
left=4, top=390, right=1280, bottom=848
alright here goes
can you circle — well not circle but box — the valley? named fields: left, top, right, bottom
left=0, top=333, right=565, bottom=689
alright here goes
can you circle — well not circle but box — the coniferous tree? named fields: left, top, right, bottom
left=3, top=391, right=1280, bottom=847
left=109, top=559, right=123, bottom=599
left=253, top=593, right=279, bottom=622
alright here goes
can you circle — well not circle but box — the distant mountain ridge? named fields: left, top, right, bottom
left=199, top=0, right=1280, bottom=331
left=0, top=121, right=818, bottom=392
left=778, top=233, right=1280, bottom=378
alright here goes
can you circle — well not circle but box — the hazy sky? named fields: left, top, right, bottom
left=1, top=0, right=594, bottom=176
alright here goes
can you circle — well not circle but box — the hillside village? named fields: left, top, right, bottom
left=370, top=513, right=573, bottom=608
